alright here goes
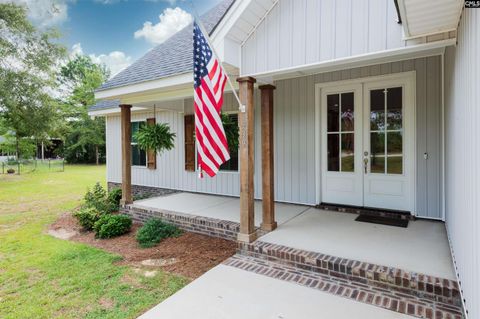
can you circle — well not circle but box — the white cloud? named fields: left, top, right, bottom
left=134, top=7, right=192, bottom=45
left=0, top=0, right=70, bottom=27
left=70, top=43, right=132, bottom=78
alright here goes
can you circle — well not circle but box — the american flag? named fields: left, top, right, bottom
left=193, top=21, right=229, bottom=178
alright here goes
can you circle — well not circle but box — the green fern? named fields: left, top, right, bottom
left=134, top=123, right=176, bottom=155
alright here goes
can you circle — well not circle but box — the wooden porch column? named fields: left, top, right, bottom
left=259, top=85, right=277, bottom=231
left=237, top=76, right=257, bottom=243
left=120, top=104, right=132, bottom=205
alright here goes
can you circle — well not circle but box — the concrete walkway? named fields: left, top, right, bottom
left=138, top=265, right=415, bottom=319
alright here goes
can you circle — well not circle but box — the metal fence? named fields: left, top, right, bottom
left=1, top=159, right=65, bottom=175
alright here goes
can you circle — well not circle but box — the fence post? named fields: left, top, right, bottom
left=17, top=160, right=20, bottom=175
left=62, top=159, right=65, bottom=172
left=49, top=159, right=51, bottom=170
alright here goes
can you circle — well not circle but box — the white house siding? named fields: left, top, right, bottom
left=241, top=0, right=406, bottom=75
left=444, top=9, right=479, bottom=319
left=106, top=57, right=442, bottom=215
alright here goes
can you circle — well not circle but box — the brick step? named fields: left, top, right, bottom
left=225, top=254, right=464, bottom=319
left=238, top=241, right=461, bottom=309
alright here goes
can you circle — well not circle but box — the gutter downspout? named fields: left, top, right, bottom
left=441, top=51, right=445, bottom=222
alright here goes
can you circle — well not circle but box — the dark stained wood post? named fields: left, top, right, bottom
left=259, top=84, right=277, bottom=231
left=120, top=104, right=133, bottom=205
left=237, top=76, right=257, bottom=243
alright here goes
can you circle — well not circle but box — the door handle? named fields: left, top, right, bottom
left=364, top=157, right=368, bottom=174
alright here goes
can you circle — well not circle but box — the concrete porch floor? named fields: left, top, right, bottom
left=134, top=192, right=455, bottom=279
left=134, top=192, right=309, bottom=227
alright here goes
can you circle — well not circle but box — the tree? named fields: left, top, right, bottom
left=0, top=3, right=66, bottom=159
left=58, top=55, right=110, bottom=164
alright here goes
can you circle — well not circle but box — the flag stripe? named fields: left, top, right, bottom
left=193, top=22, right=230, bottom=178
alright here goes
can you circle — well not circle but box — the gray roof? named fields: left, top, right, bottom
left=89, top=99, right=120, bottom=112
left=97, top=0, right=235, bottom=93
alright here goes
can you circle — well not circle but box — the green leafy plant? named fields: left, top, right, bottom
left=107, top=188, right=122, bottom=212
left=136, top=218, right=182, bottom=248
left=6, top=168, right=15, bottom=174
left=73, top=207, right=102, bottom=231
left=221, top=113, right=239, bottom=151
left=93, top=214, right=132, bottom=239
left=134, top=123, right=176, bottom=155
left=83, top=183, right=113, bottom=214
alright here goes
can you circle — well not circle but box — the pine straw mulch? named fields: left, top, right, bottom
left=49, top=213, right=237, bottom=279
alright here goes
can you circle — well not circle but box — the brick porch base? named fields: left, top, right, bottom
left=225, top=255, right=464, bottom=319
left=238, top=241, right=461, bottom=307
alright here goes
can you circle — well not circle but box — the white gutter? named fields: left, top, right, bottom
left=95, top=72, right=192, bottom=100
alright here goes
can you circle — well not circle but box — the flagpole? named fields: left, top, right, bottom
left=185, top=0, right=246, bottom=112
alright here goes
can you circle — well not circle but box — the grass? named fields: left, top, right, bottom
left=0, top=165, right=188, bottom=319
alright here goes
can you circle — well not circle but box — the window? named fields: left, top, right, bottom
left=219, top=113, right=239, bottom=172
left=189, top=113, right=239, bottom=173
left=131, top=121, right=146, bottom=166
left=327, top=92, right=355, bottom=172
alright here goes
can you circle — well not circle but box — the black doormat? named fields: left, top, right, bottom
left=355, top=214, right=409, bottom=228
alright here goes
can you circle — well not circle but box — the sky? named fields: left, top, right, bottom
left=7, top=0, right=223, bottom=77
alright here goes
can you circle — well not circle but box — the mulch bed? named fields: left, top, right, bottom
left=49, top=213, right=237, bottom=279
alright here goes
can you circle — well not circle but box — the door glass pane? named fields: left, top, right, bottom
left=341, top=92, right=354, bottom=132
left=387, top=157, right=403, bottom=174
left=387, top=132, right=402, bottom=155
left=387, top=87, right=403, bottom=130
left=327, top=134, right=339, bottom=171
left=370, top=132, right=385, bottom=173
left=327, top=94, right=339, bottom=132
left=370, top=89, right=385, bottom=131
left=341, top=133, right=354, bottom=172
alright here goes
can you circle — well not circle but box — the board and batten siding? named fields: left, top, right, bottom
left=106, top=57, right=442, bottom=216
left=241, top=0, right=406, bottom=75
left=444, top=9, right=479, bottom=319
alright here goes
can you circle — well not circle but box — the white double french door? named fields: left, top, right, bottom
left=320, top=75, right=415, bottom=212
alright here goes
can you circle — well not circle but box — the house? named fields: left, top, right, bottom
left=90, top=1, right=479, bottom=318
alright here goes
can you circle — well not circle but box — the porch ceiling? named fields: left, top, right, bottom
left=224, top=0, right=277, bottom=44
left=397, top=0, right=464, bottom=39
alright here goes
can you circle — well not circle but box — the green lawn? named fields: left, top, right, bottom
left=0, top=165, right=187, bottom=319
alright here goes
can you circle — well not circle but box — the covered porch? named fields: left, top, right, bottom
left=125, top=191, right=463, bottom=318
left=129, top=192, right=455, bottom=281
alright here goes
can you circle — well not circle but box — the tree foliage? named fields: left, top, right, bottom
left=0, top=3, right=66, bottom=159
left=58, top=55, right=110, bottom=164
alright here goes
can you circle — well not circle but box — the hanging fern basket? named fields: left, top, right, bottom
left=134, top=123, right=176, bottom=154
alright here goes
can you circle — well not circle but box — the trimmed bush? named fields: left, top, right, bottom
left=73, top=207, right=101, bottom=231
left=93, top=214, right=132, bottom=239
left=136, top=218, right=182, bottom=248
left=107, top=188, right=122, bottom=212
left=6, top=168, right=15, bottom=174
left=84, top=183, right=114, bottom=214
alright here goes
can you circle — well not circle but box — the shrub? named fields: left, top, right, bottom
left=73, top=207, right=101, bottom=231
left=136, top=218, right=182, bottom=248
left=6, top=168, right=15, bottom=174
left=107, top=188, right=122, bottom=212
left=93, top=214, right=132, bottom=239
left=84, top=183, right=113, bottom=214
